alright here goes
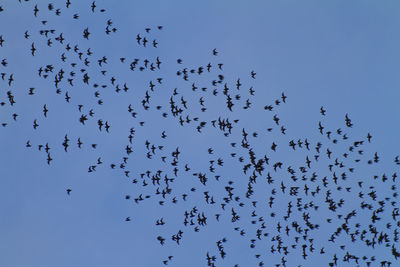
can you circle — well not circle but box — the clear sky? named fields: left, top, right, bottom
left=1, top=1, right=400, bottom=266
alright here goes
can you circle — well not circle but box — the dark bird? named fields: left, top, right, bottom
left=43, top=105, right=48, bottom=117
left=33, top=119, right=39, bottom=129
left=83, top=28, right=90, bottom=39
left=236, top=79, right=241, bottom=90
left=367, top=133, right=372, bottom=143
left=47, top=153, right=53, bottom=165
left=91, top=1, right=96, bottom=12
left=320, top=106, right=326, bottom=116
left=31, top=42, right=36, bottom=56
left=345, top=113, right=353, bottom=127
left=33, top=5, right=39, bottom=17
left=281, top=92, right=287, bottom=103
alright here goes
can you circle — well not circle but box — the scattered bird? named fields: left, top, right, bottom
left=0, top=2, right=398, bottom=267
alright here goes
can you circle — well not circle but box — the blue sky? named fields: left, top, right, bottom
left=1, top=1, right=400, bottom=266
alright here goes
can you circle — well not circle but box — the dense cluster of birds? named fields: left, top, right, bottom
left=1, top=1, right=400, bottom=266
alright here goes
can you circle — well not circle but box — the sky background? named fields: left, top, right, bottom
left=1, top=1, right=400, bottom=266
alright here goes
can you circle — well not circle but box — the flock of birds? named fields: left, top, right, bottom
left=1, top=1, right=400, bottom=266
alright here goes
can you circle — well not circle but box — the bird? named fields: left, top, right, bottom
left=91, top=1, right=96, bottom=12
left=43, top=105, right=48, bottom=117
left=33, top=5, right=39, bottom=17
left=31, top=42, right=36, bottom=56
left=320, top=106, right=326, bottom=116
